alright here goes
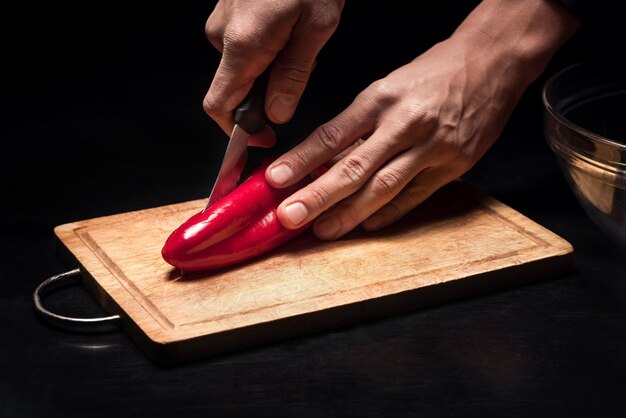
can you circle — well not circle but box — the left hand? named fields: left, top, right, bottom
left=266, top=37, right=522, bottom=240
left=264, top=0, right=579, bottom=241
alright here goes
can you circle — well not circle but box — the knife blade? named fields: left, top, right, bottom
left=205, top=70, right=269, bottom=210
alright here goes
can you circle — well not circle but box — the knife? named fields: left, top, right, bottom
left=204, top=70, right=269, bottom=211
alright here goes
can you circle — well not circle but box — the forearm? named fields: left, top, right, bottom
left=450, top=0, right=580, bottom=95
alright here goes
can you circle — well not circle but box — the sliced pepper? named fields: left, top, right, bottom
left=162, top=159, right=314, bottom=271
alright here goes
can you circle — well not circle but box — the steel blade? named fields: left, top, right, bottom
left=204, top=124, right=249, bottom=210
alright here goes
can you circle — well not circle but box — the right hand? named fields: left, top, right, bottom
left=203, top=0, right=344, bottom=143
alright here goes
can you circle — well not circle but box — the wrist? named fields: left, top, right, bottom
left=450, top=0, right=580, bottom=91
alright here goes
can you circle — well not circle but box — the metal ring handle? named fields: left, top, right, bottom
left=33, top=269, right=121, bottom=333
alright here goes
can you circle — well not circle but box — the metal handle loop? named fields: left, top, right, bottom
left=33, top=269, right=121, bottom=333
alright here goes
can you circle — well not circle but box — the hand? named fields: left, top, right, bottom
left=264, top=0, right=580, bottom=240
left=203, top=0, right=344, bottom=146
left=266, top=38, right=520, bottom=239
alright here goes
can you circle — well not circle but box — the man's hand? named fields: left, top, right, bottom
left=203, top=0, right=344, bottom=145
left=265, top=0, right=580, bottom=240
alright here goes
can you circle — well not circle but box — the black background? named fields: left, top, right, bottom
left=2, top=2, right=625, bottom=417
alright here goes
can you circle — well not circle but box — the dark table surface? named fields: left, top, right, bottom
left=2, top=2, right=625, bottom=417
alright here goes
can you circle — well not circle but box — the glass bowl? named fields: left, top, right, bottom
left=542, top=60, right=626, bottom=251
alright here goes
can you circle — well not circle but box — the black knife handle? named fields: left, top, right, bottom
left=233, top=69, right=269, bottom=134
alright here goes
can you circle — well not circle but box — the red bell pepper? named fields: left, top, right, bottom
left=161, top=159, right=316, bottom=271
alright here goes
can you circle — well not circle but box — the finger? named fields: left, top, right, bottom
left=361, top=166, right=461, bottom=231
left=275, top=125, right=413, bottom=230
left=265, top=34, right=332, bottom=124
left=265, top=93, right=378, bottom=189
left=204, top=8, right=294, bottom=134
left=204, top=4, right=308, bottom=134
left=312, top=146, right=427, bottom=239
left=264, top=3, right=342, bottom=123
left=203, top=51, right=275, bottom=135
left=247, top=125, right=277, bottom=148
left=327, top=137, right=366, bottom=166
left=265, top=47, right=315, bottom=124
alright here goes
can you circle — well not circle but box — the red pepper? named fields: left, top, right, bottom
left=161, top=159, right=314, bottom=271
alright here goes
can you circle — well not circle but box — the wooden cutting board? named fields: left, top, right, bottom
left=54, top=180, right=573, bottom=365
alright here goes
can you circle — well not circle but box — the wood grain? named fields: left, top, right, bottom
left=54, top=180, right=574, bottom=365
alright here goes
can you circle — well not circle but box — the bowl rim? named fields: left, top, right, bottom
left=542, top=60, right=626, bottom=152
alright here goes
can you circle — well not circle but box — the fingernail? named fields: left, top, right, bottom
left=269, top=95, right=296, bottom=123
left=285, top=202, right=308, bottom=225
left=363, top=214, right=384, bottom=230
left=315, top=216, right=341, bottom=239
left=270, top=164, right=292, bottom=185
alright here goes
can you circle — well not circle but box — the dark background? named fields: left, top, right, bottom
left=2, top=2, right=625, bottom=417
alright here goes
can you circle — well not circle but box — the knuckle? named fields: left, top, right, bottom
left=365, top=78, right=406, bottom=109
left=309, top=7, right=341, bottom=32
left=307, top=185, right=332, bottom=209
left=223, top=23, right=258, bottom=51
left=282, top=145, right=312, bottom=173
left=339, top=155, right=368, bottom=185
left=372, top=169, right=404, bottom=199
left=203, top=95, right=221, bottom=117
left=362, top=79, right=412, bottom=114
left=278, top=65, right=310, bottom=85
left=314, top=123, right=343, bottom=153
left=352, top=89, right=379, bottom=115
left=394, top=102, right=438, bottom=136
left=205, top=18, right=221, bottom=44
left=368, top=79, right=396, bottom=105
left=405, top=102, right=436, bottom=126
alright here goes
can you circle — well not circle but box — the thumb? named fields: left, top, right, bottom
left=265, top=5, right=342, bottom=125
left=265, top=35, right=327, bottom=124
